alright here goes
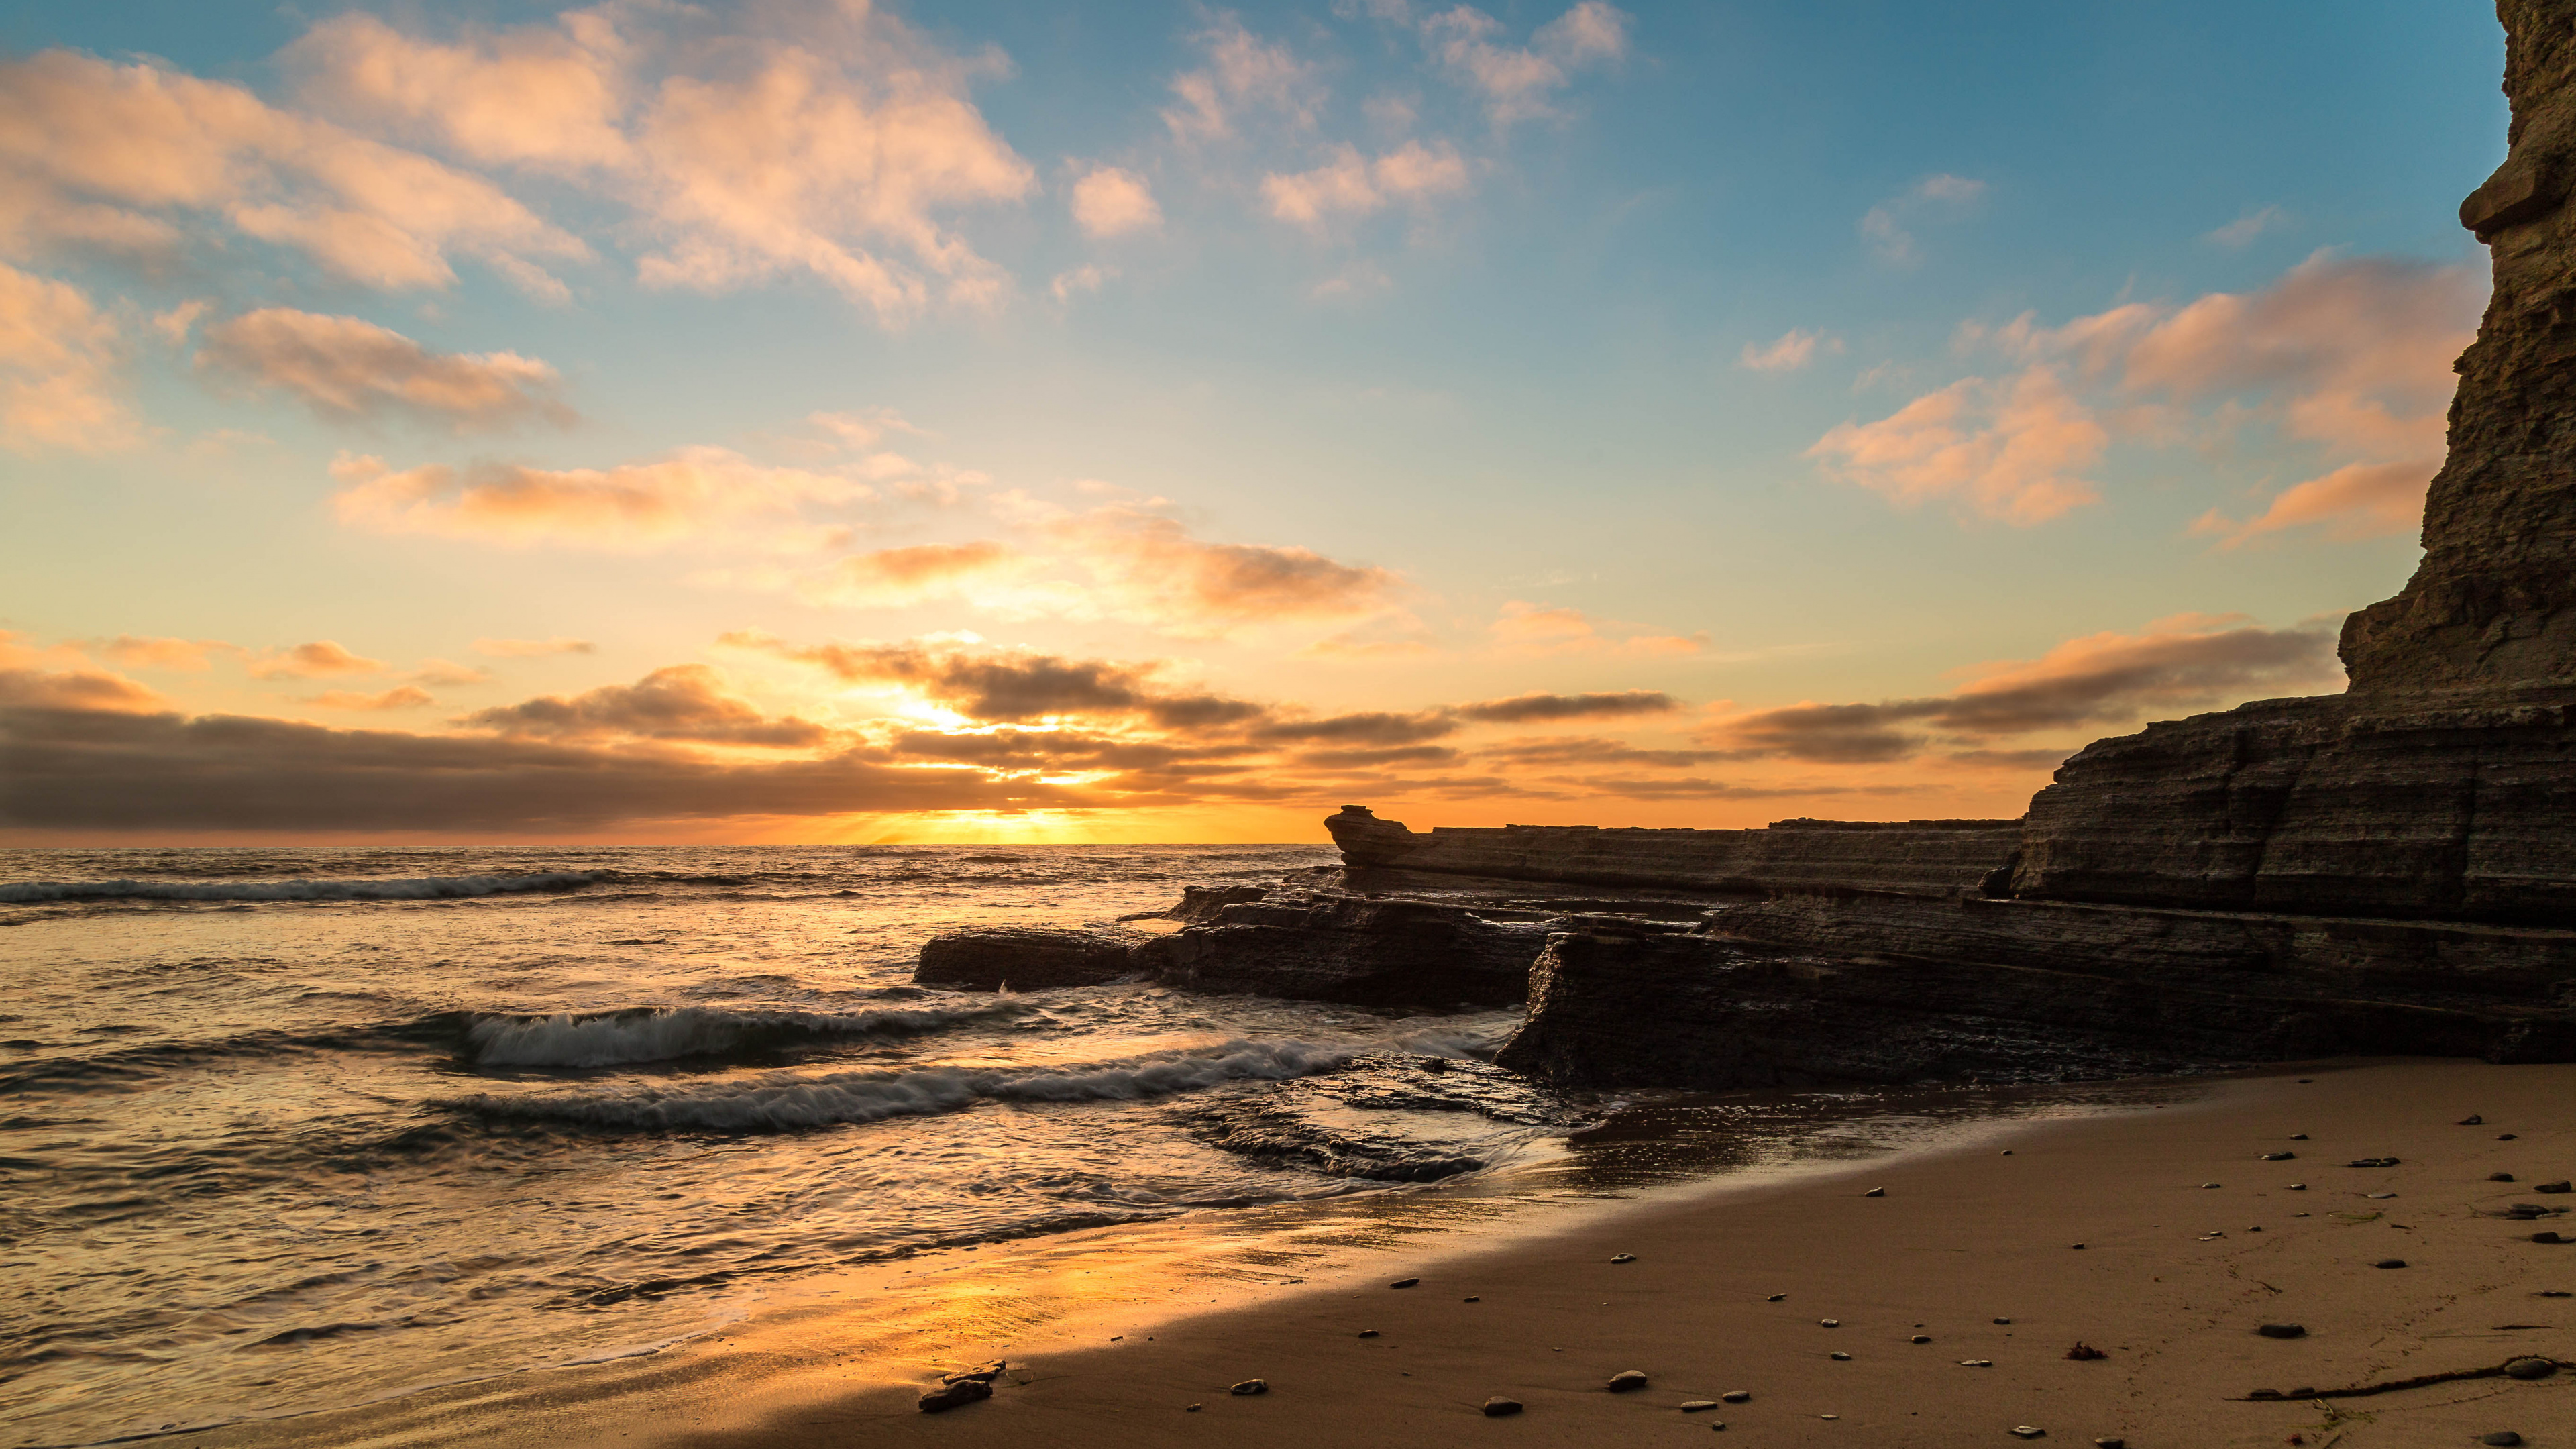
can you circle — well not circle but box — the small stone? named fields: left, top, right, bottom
left=1721, top=1390, right=1752, bottom=1403
left=2094, top=1439, right=2126, bottom=1448
left=1390, top=1278, right=1419, bottom=1288
left=2461, top=1114, right=2485, bottom=1125
left=2287, top=1183, right=2308, bottom=1191
left=941, top=1362, right=1006, bottom=1385
left=1829, top=1351, right=1851, bottom=1360
left=2289, top=1133, right=2308, bottom=1140
left=2065, top=1342, right=2106, bottom=1361
left=2002, top=1149, right=2014, bottom=1155
left=2248, top=1225, right=2263, bottom=1232
left=2010, top=1429, right=2046, bottom=1441
left=2505, top=1356, right=2557, bottom=1379
left=1186, top=1403, right=1201, bottom=1412
left=2508, top=1204, right=2548, bottom=1218
left=1766, top=1293, right=1786, bottom=1302
left=2493, top=1172, right=2518, bottom=1182
left=1709, top=1424, right=1728, bottom=1432
left=1464, top=1295, right=1480, bottom=1302
left=1864, top=1187, right=1885, bottom=1197
left=1481, top=1397, right=1522, bottom=1417
left=1911, top=1335, right=1933, bottom=1344
left=2202, top=1182, right=2222, bottom=1189
left=1820, top=1318, right=1840, bottom=1327
left=1679, top=1401, right=1722, bottom=1412
left=2500, top=1133, right=2518, bottom=1140
left=2367, top=1192, right=2398, bottom=1199
left=2257, top=1323, right=2307, bottom=1338
left=918, top=1379, right=992, bottom=1413
left=1357, top=1330, right=1379, bottom=1338
left=1993, top=1316, right=2013, bottom=1324
left=1610, top=1253, right=1637, bottom=1263
left=2480, top=1434, right=2524, bottom=1448
left=2071, top=1242, right=2086, bottom=1250
left=1960, top=1359, right=1994, bottom=1367
left=1607, top=1369, right=1649, bottom=1393
left=2263, top=1151, right=2296, bottom=1161
left=2346, top=1157, right=2401, bottom=1168
left=1230, top=1379, right=1267, bottom=1395
left=2537, top=1181, right=2573, bottom=1194
left=2375, top=1258, right=2408, bottom=1269
left=2536, top=1231, right=2567, bottom=1244
left=1819, top=1414, right=1839, bottom=1420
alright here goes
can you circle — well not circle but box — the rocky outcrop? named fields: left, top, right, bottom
left=1132, top=892, right=1544, bottom=1006
left=914, top=926, right=1151, bottom=991
left=1326, top=806, right=2020, bottom=897
left=1493, top=922, right=2573, bottom=1092
left=916, top=889, right=1543, bottom=1007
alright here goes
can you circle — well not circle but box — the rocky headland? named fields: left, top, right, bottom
left=918, top=0, right=2576, bottom=1093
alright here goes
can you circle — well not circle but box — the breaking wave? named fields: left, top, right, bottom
left=0, top=871, right=607, bottom=904
left=463, top=1003, right=1017, bottom=1069
left=445, top=1039, right=1356, bottom=1133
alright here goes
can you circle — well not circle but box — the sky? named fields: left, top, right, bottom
left=0, top=0, right=2510, bottom=845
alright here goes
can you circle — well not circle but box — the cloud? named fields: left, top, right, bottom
left=1480, top=735, right=1723, bottom=768
left=0, top=49, right=587, bottom=294
left=248, top=640, right=387, bottom=680
left=1254, top=710, right=1458, bottom=745
left=474, top=637, right=594, bottom=657
left=409, top=659, right=492, bottom=687
left=285, top=6, right=1036, bottom=323
left=1806, top=367, right=2105, bottom=525
left=1740, top=329, right=1841, bottom=373
left=1163, top=18, right=1319, bottom=142
left=0, top=261, right=132, bottom=453
left=1453, top=690, right=1677, bottom=723
left=1071, top=166, right=1161, bottom=237
left=0, top=663, right=165, bottom=713
left=463, top=664, right=828, bottom=746
left=1489, top=601, right=1709, bottom=656
left=1421, top=2, right=1630, bottom=124
left=1858, top=174, right=1986, bottom=266
left=2206, top=205, right=2288, bottom=248
left=2190, top=460, right=2432, bottom=547
left=734, top=632, right=1269, bottom=729
left=0, top=704, right=1079, bottom=831
left=197, top=307, right=571, bottom=430
left=1051, top=264, right=1113, bottom=301
left=97, top=635, right=238, bottom=671
left=798, top=540, right=1025, bottom=607
left=1261, top=141, right=1469, bottom=230
left=1705, top=614, right=2340, bottom=763
left=307, top=685, right=435, bottom=710
left=331, top=446, right=875, bottom=549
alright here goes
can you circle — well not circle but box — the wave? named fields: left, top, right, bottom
left=0, top=871, right=606, bottom=905
left=462, top=1003, right=1017, bottom=1069
left=445, top=1038, right=1356, bottom=1133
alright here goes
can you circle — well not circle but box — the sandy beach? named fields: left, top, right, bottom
left=194, top=1058, right=2573, bottom=1449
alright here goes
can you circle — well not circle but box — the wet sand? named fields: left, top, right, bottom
left=196, top=1060, right=2573, bottom=1449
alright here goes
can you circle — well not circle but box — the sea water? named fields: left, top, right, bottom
left=0, top=845, right=1564, bottom=1446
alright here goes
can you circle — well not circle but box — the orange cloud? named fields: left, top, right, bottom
left=800, top=541, right=1026, bottom=608
left=331, top=447, right=874, bottom=549
left=2189, top=460, right=2432, bottom=548
left=1490, top=601, right=1707, bottom=656
left=250, top=640, right=388, bottom=680
left=97, top=635, right=240, bottom=670
left=1421, top=1, right=1629, bottom=125
left=0, top=645, right=166, bottom=712
left=1163, top=17, right=1319, bottom=142
left=1262, top=140, right=1469, bottom=230
left=1071, top=166, right=1161, bottom=237
left=474, top=636, right=594, bottom=657
left=1806, top=366, right=2104, bottom=525
left=1705, top=613, right=2340, bottom=763
left=0, top=50, right=587, bottom=294
left=464, top=664, right=827, bottom=746
left=197, top=307, right=571, bottom=429
left=0, top=261, right=131, bottom=453
left=1740, top=328, right=1841, bottom=373
left=307, top=685, right=435, bottom=710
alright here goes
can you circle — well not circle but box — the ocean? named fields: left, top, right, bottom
left=1, top=844, right=1587, bottom=1446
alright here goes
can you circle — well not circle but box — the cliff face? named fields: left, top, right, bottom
left=2341, top=0, right=2576, bottom=692
left=2008, top=0, right=2576, bottom=925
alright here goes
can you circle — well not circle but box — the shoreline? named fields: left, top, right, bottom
left=182, top=1057, right=2573, bottom=1449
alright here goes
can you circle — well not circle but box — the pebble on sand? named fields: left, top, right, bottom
left=2538, top=1181, right=2573, bottom=1194
left=1766, top=1293, right=1787, bottom=1302
left=2262, top=1152, right=2296, bottom=1161
left=1960, top=1359, right=1994, bottom=1368
left=2010, top=1429, right=2047, bottom=1440
left=1830, top=1352, right=1852, bottom=1361
left=1390, top=1278, right=1420, bottom=1289
left=1721, top=1390, right=1752, bottom=1403
left=1611, top=1253, right=1638, bottom=1263
left=2346, top=1157, right=2401, bottom=1168
left=2505, top=1357, right=2557, bottom=1380
left=2500, top=1133, right=2518, bottom=1140
left=2289, top=1133, right=2308, bottom=1140
left=1358, top=1330, right=1380, bottom=1338
left=1464, top=1296, right=1481, bottom=1302
left=1607, top=1370, right=1650, bottom=1393
left=1481, top=1397, right=1523, bottom=1417
left=1820, top=1318, right=1840, bottom=1327
left=1992, top=1317, right=2013, bottom=1324
left=2094, top=1438, right=2126, bottom=1448
left=2257, top=1323, right=2307, bottom=1338
left=2065, top=1342, right=2106, bottom=1361
left=1679, top=1401, right=1723, bottom=1412
left=2374, top=1258, right=2408, bottom=1269
left=1911, top=1335, right=1933, bottom=1344
left=1864, top=1187, right=1885, bottom=1197
left=2459, top=1114, right=2484, bottom=1125
left=2286, top=1183, right=2308, bottom=1191
left=2480, top=1434, right=2524, bottom=1447
left=2071, top=1242, right=2087, bottom=1250
left=2202, top=1182, right=2222, bottom=1189
left=1185, top=1404, right=1201, bottom=1412
left=2536, top=1230, right=2568, bottom=1243
left=2493, top=1172, right=2518, bottom=1182
left=1230, top=1379, right=1268, bottom=1395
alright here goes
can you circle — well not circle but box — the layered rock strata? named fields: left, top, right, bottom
left=1326, top=806, right=2020, bottom=897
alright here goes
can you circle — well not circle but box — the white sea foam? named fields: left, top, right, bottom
left=0, top=871, right=606, bottom=904
left=451, top=1038, right=1357, bottom=1132
left=465, top=1004, right=1014, bottom=1068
